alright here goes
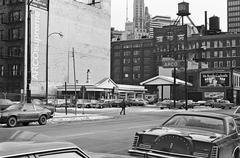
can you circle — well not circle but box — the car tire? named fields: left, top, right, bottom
left=23, top=122, right=29, bottom=126
left=7, top=116, right=17, bottom=127
left=38, top=115, right=47, bottom=125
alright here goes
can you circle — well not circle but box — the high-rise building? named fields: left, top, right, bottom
left=144, top=7, right=151, bottom=34
left=149, top=16, right=173, bottom=38
left=227, top=0, right=240, bottom=33
left=133, top=0, right=148, bottom=39
left=0, top=0, right=111, bottom=99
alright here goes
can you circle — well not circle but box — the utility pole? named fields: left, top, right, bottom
left=72, top=48, right=77, bottom=115
left=45, top=0, right=50, bottom=105
left=26, top=0, right=33, bottom=103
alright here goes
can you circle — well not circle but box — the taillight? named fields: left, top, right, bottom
left=210, top=146, right=219, bottom=158
left=132, top=135, right=139, bottom=148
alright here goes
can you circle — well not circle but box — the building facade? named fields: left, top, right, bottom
left=111, top=25, right=240, bottom=102
left=0, top=0, right=111, bottom=99
left=227, top=0, right=240, bottom=33
left=149, top=16, right=173, bottom=38
left=0, top=0, right=25, bottom=99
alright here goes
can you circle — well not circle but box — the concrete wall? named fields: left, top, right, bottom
left=46, top=0, right=111, bottom=95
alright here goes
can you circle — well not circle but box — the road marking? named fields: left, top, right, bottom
left=56, top=132, right=95, bottom=139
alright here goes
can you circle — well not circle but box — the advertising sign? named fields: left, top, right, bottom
left=204, top=92, right=224, bottom=99
left=31, top=0, right=49, bottom=11
left=200, top=72, right=230, bottom=87
left=161, top=58, right=185, bottom=68
left=30, top=6, right=48, bottom=95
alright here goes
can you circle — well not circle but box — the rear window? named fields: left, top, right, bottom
left=163, top=115, right=225, bottom=134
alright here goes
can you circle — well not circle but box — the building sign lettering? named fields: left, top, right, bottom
left=200, top=72, right=230, bottom=87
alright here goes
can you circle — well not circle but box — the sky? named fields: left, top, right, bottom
left=111, top=0, right=227, bottom=32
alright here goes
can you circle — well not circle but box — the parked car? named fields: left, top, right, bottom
left=0, top=103, right=53, bottom=127
left=204, top=99, right=215, bottom=107
left=0, top=129, right=90, bottom=158
left=129, top=112, right=240, bottom=158
left=32, top=99, right=56, bottom=115
left=156, top=100, right=173, bottom=109
left=95, top=99, right=113, bottom=108
left=128, top=98, right=146, bottom=106
left=111, top=99, right=123, bottom=107
left=212, top=99, right=235, bottom=109
left=0, top=99, right=14, bottom=111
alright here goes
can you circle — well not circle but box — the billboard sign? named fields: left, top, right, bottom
left=30, top=6, right=48, bottom=95
left=31, top=0, right=49, bottom=11
left=204, top=92, right=224, bottom=99
left=162, top=58, right=185, bottom=68
left=200, top=72, right=231, bottom=87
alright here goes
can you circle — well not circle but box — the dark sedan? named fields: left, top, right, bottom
left=129, top=112, right=240, bottom=158
left=0, top=103, right=53, bottom=127
left=0, top=129, right=90, bottom=158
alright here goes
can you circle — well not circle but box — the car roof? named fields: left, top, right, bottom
left=172, top=111, right=237, bottom=120
left=0, top=129, right=80, bottom=157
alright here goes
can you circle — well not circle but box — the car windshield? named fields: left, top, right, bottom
left=5, top=104, right=22, bottom=111
left=163, top=115, right=225, bottom=134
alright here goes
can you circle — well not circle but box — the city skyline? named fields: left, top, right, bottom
left=111, top=0, right=227, bottom=31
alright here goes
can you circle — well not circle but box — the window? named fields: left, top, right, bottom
left=133, top=73, right=141, bottom=79
left=226, top=50, right=231, bottom=57
left=0, top=65, right=4, bottom=76
left=11, top=64, right=20, bottom=76
left=214, top=41, right=218, bottom=48
left=133, top=57, right=141, bottom=64
left=10, top=27, right=22, bottom=40
left=124, top=73, right=129, bottom=78
left=39, top=151, right=86, bottom=158
left=123, top=44, right=132, bottom=48
left=219, top=51, right=223, bottom=58
left=232, top=39, right=236, bottom=47
left=123, top=66, right=130, bottom=72
left=219, top=41, right=223, bottom=48
left=8, top=46, right=23, bottom=57
left=227, top=61, right=231, bottom=67
left=232, top=49, right=236, bottom=57
left=0, top=30, right=3, bottom=40
left=214, top=61, right=218, bottom=68
left=206, top=51, right=211, bottom=58
left=219, top=61, right=223, bottom=67
left=123, top=51, right=131, bottom=56
left=133, top=50, right=141, bottom=56
left=232, top=60, right=236, bottom=67
left=227, top=40, right=231, bottom=47
left=206, top=41, right=211, bottom=48
left=123, top=58, right=130, bottom=64
left=201, top=52, right=206, bottom=58
left=133, top=66, right=140, bottom=71
left=114, top=51, right=120, bottom=57
left=214, top=51, right=218, bottom=57
left=9, top=10, right=22, bottom=23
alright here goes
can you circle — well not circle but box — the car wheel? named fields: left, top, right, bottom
left=7, top=116, right=17, bottom=127
left=38, top=115, right=47, bottom=125
left=23, top=122, right=29, bottom=126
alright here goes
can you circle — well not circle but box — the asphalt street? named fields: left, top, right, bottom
left=9, top=106, right=236, bottom=157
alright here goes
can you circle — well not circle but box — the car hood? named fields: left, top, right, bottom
left=0, top=129, right=78, bottom=157
left=142, top=127, right=224, bottom=143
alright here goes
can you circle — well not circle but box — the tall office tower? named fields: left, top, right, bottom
left=133, top=0, right=147, bottom=39
left=144, top=6, right=151, bottom=34
left=228, top=0, right=240, bottom=33
left=149, top=16, right=173, bottom=38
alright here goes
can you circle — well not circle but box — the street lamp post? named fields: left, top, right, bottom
left=46, top=32, right=63, bottom=105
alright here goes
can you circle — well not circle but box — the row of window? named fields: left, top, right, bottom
left=0, top=46, right=24, bottom=57
left=0, top=0, right=24, bottom=5
left=228, top=1, right=240, bottom=6
left=229, top=17, right=240, bottom=22
left=213, top=60, right=236, bottom=68
left=229, top=22, right=240, bottom=27
left=233, top=75, right=240, bottom=87
left=0, top=64, right=22, bottom=77
left=228, top=6, right=240, bottom=11
left=0, top=10, right=24, bottom=24
left=0, top=27, right=24, bottom=40
left=229, top=11, right=240, bottom=16
left=229, top=28, right=240, bottom=33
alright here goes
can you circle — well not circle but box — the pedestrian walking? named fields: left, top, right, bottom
left=120, top=99, right=126, bottom=115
